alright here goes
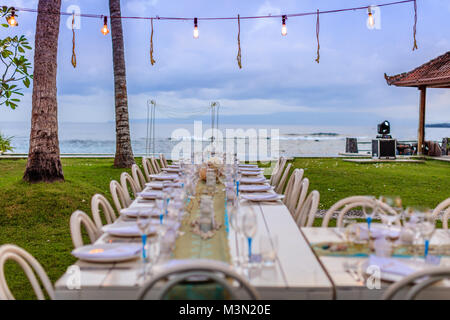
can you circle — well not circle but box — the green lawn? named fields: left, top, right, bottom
left=0, top=157, right=449, bottom=299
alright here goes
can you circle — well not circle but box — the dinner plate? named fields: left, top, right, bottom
left=162, top=168, right=181, bottom=173
left=137, top=190, right=164, bottom=200
left=145, top=181, right=164, bottom=189
left=71, top=243, right=142, bottom=263
left=240, top=171, right=261, bottom=176
left=241, top=194, right=284, bottom=202
left=102, top=222, right=157, bottom=237
left=120, top=207, right=158, bottom=218
left=239, top=164, right=258, bottom=168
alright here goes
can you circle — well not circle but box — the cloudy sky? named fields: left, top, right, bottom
left=1, top=0, right=449, bottom=128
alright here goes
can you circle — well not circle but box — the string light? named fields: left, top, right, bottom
left=281, top=15, right=287, bottom=36
left=367, top=7, right=375, bottom=28
left=193, top=18, right=199, bottom=39
left=101, top=16, right=109, bottom=35
left=7, top=7, right=18, bottom=27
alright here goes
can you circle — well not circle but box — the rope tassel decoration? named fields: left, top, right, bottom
left=315, top=10, right=320, bottom=63
left=412, top=0, right=418, bottom=51
left=71, top=13, right=76, bottom=68
left=236, top=14, right=242, bottom=69
left=150, top=18, right=156, bottom=65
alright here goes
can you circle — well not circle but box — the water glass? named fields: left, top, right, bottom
left=259, top=235, right=278, bottom=267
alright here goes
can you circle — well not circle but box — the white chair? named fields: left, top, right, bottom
left=142, top=157, right=155, bottom=181
left=292, top=178, right=310, bottom=221
left=91, top=194, right=117, bottom=229
left=275, top=163, right=292, bottom=194
left=150, top=157, right=162, bottom=174
left=159, top=153, right=168, bottom=168
left=283, top=169, right=304, bottom=213
left=295, top=190, right=320, bottom=227
left=269, top=157, right=286, bottom=187
left=321, top=196, right=400, bottom=228
left=382, top=267, right=450, bottom=300
left=432, top=198, right=450, bottom=229
left=110, top=180, right=129, bottom=212
left=120, top=172, right=140, bottom=204
left=131, top=164, right=146, bottom=191
left=137, top=259, right=260, bottom=300
left=0, top=244, right=55, bottom=300
left=69, top=210, right=101, bottom=249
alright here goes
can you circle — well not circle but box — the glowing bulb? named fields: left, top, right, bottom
left=368, top=8, right=375, bottom=28
left=101, top=16, right=109, bottom=35
left=7, top=8, right=18, bottom=27
left=281, top=15, right=287, bottom=36
left=193, top=18, right=199, bottom=39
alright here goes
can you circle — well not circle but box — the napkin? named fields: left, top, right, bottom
left=240, top=177, right=266, bottom=184
left=150, top=174, right=178, bottom=180
left=238, top=167, right=261, bottom=171
left=239, top=184, right=271, bottom=192
left=72, top=244, right=141, bottom=260
left=145, top=181, right=164, bottom=189
left=241, top=194, right=281, bottom=201
left=120, top=207, right=154, bottom=216
left=368, top=255, right=416, bottom=276
left=102, top=224, right=156, bottom=236
left=240, top=171, right=261, bottom=176
left=138, top=190, right=164, bottom=199
left=239, top=164, right=258, bottom=168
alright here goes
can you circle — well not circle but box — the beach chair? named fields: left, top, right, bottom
left=69, top=210, right=101, bottom=249
left=0, top=244, right=54, bottom=300
left=91, top=194, right=117, bottom=229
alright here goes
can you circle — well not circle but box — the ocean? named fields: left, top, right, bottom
left=1, top=121, right=448, bottom=159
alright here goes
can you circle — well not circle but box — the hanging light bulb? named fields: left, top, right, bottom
left=101, top=16, right=109, bottom=35
left=281, top=15, right=287, bottom=36
left=367, top=7, right=375, bottom=28
left=193, top=18, right=199, bottom=39
left=7, top=7, right=18, bottom=27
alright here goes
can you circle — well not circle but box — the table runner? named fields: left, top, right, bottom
left=311, top=241, right=450, bottom=258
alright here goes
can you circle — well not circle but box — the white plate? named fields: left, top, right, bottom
left=239, top=184, right=272, bottom=192
left=102, top=222, right=157, bottom=237
left=138, top=190, right=164, bottom=200
left=240, top=171, right=261, bottom=176
left=145, top=182, right=164, bottom=189
left=71, top=243, right=142, bottom=263
left=241, top=194, right=284, bottom=202
left=120, top=207, right=157, bottom=218
left=239, top=164, right=258, bottom=168
left=163, top=168, right=181, bottom=173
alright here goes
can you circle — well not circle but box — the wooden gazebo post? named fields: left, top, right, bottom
left=417, top=86, right=426, bottom=154
left=384, top=51, right=450, bottom=156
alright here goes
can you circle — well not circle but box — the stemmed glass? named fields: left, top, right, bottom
left=242, top=207, right=258, bottom=266
left=379, top=196, right=401, bottom=241
left=417, top=211, right=436, bottom=260
left=228, top=199, right=243, bottom=268
left=362, top=196, right=377, bottom=238
left=136, top=210, right=152, bottom=262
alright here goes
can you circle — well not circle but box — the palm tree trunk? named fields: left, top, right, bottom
left=23, top=0, right=64, bottom=183
left=109, top=0, right=135, bottom=168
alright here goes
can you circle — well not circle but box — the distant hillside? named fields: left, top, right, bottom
left=425, top=123, right=450, bottom=128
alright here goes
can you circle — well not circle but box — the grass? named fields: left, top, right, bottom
left=0, top=157, right=449, bottom=299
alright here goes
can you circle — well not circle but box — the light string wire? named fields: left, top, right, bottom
left=71, top=13, right=76, bottom=68
left=236, top=14, right=242, bottom=69
left=412, top=0, right=418, bottom=51
left=150, top=18, right=155, bottom=65
left=315, top=9, right=320, bottom=64
left=12, top=0, right=415, bottom=21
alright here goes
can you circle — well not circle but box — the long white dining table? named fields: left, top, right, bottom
left=55, top=173, right=334, bottom=300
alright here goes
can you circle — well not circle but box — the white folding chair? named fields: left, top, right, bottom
left=0, top=244, right=54, bottom=300
left=292, top=178, right=310, bottom=221
left=131, top=164, right=146, bottom=191
left=383, top=267, right=450, bottom=300
left=159, top=153, right=168, bottom=168
left=137, top=259, right=260, bottom=300
left=275, top=163, right=292, bottom=194
left=69, top=210, right=101, bottom=249
left=91, top=194, right=117, bottom=229
left=110, top=180, right=129, bottom=213
left=321, top=196, right=401, bottom=228
left=120, top=172, right=140, bottom=204
left=142, top=157, right=155, bottom=181
left=295, top=190, right=320, bottom=227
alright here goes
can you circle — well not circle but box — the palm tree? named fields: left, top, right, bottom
left=109, top=0, right=135, bottom=168
left=23, top=0, right=64, bottom=182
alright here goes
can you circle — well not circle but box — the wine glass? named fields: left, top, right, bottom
left=379, top=196, right=401, bottom=240
left=362, top=197, right=377, bottom=233
left=417, top=211, right=436, bottom=260
left=136, top=210, right=152, bottom=262
left=242, top=207, right=258, bottom=265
